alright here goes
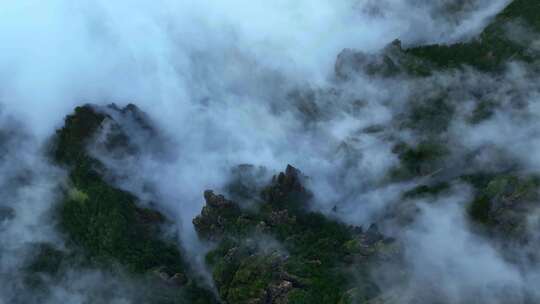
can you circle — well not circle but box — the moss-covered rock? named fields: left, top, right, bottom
left=195, top=165, right=395, bottom=304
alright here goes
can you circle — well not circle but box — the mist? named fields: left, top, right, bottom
left=2, top=0, right=536, bottom=303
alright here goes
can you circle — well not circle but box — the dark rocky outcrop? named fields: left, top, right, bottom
left=44, top=104, right=218, bottom=303
left=193, top=190, right=242, bottom=241
left=195, top=166, right=393, bottom=304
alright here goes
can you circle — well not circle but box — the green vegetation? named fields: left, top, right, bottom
left=20, top=1, right=540, bottom=303
left=208, top=242, right=281, bottom=303
left=44, top=104, right=217, bottom=303
left=195, top=166, right=390, bottom=304
left=493, top=0, right=540, bottom=32
left=53, top=105, right=182, bottom=273
left=58, top=176, right=184, bottom=274
left=405, top=0, right=539, bottom=72
left=390, top=140, right=448, bottom=180
left=404, top=97, right=455, bottom=133
left=26, top=243, right=66, bottom=276
left=469, top=99, right=497, bottom=124
left=467, top=174, right=540, bottom=227
left=403, top=182, right=451, bottom=199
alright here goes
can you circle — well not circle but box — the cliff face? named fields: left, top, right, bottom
left=194, top=165, right=394, bottom=304
left=11, top=0, right=540, bottom=303
left=36, top=104, right=394, bottom=304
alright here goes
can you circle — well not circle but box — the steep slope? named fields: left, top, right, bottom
left=405, top=0, right=540, bottom=71
left=17, top=0, right=540, bottom=303
left=193, top=165, right=397, bottom=304
left=336, top=0, right=539, bottom=77
left=36, top=104, right=218, bottom=304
